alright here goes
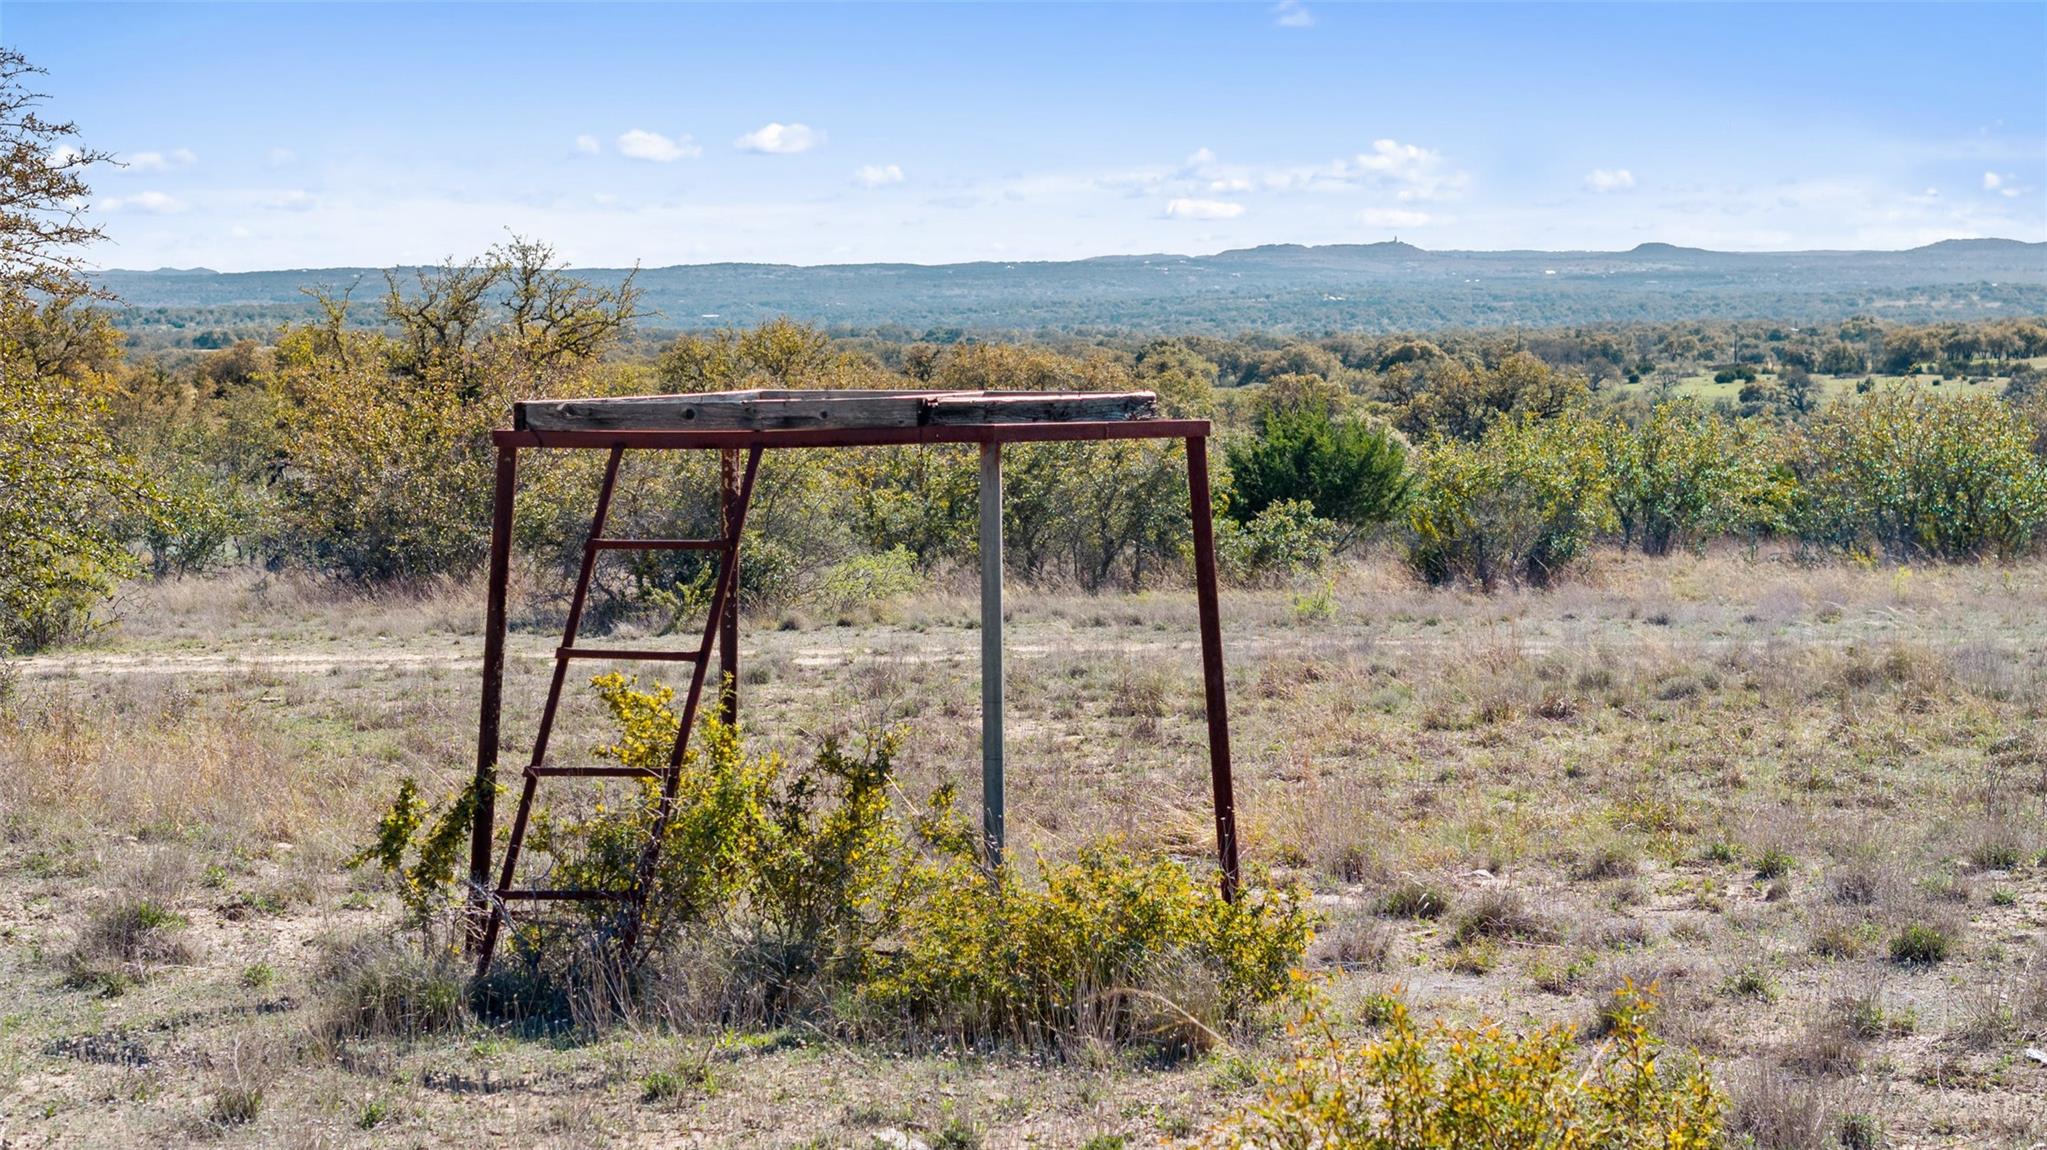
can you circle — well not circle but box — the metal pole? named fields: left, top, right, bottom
left=979, top=441, right=1004, bottom=870
left=467, top=444, right=518, bottom=952
left=1185, top=435, right=1241, bottom=900
left=718, top=447, right=741, bottom=729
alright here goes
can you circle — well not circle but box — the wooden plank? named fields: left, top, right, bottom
left=497, top=418, right=1212, bottom=451
left=518, top=392, right=931, bottom=431
left=926, top=391, right=1156, bottom=425
left=515, top=389, right=1160, bottom=432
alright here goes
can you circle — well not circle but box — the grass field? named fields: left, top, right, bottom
left=3, top=549, right=2046, bottom=1147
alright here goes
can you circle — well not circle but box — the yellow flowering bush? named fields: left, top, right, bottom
left=1210, top=984, right=1721, bottom=1150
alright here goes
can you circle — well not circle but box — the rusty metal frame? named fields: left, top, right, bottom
left=468, top=418, right=1239, bottom=975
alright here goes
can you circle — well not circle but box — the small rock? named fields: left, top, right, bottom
left=2025, top=1047, right=2047, bottom=1066
left=872, top=1129, right=930, bottom=1150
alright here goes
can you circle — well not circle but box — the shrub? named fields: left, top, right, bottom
left=209, top=1086, right=262, bottom=1127
left=1790, top=387, right=2047, bottom=560
left=350, top=674, right=1316, bottom=1049
left=1394, top=351, right=1588, bottom=443
left=1377, top=879, right=1449, bottom=920
left=1206, top=984, right=1721, bottom=1148
left=1215, top=498, right=1338, bottom=587
left=863, top=840, right=1316, bottom=1048
left=1754, top=848, right=1797, bottom=881
left=349, top=775, right=483, bottom=933
left=1606, top=401, right=1791, bottom=554
left=0, top=319, right=157, bottom=652
left=313, top=936, right=467, bottom=1040
left=1888, top=922, right=1953, bottom=965
left=1224, top=404, right=1408, bottom=542
left=815, top=545, right=922, bottom=613
left=1405, top=411, right=1617, bottom=589
left=1450, top=890, right=1557, bottom=946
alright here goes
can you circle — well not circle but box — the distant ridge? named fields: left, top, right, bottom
left=95, top=238, right=2047, bottom=336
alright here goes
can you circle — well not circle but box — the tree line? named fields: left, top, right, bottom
left=5, top=48, right=2047, bottom=653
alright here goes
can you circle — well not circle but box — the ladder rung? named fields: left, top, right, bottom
left=497, top=889, right=634, bottom=902
left=590, top=538, right=727, bottom=551
left=527, top=766, right=663, bottom=778
left=556, top=647, right=705, bottom=663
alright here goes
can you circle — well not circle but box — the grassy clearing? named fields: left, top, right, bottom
left=2, top=548, right=2046, bottom=1145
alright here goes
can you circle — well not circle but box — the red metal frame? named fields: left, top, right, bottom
left=468, top=419, right=1238, bottom=975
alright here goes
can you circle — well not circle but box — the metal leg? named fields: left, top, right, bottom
left=979, top=442, right=1004, bottom=870
left=476, top=446, right=626, bottom=975
left=467, top=445, right=519, bottom=953
left=718, top=448, right=741, bottom=728
left=1186, top=436, right=1241, bottom=900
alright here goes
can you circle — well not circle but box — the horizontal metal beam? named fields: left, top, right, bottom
left=590, top=538, right=725, bottom=551
left=556, top=647, right=705, bottom=663
left=494, top=419, right=1211, bottom=452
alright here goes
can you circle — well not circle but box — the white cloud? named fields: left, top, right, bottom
left=1272, top=0, right=1315, bottom=28
left=1237, top=139, right=1467, bottom=201
left=102, top=191, right=185, bottom=214
left=48, top=144, right=82, bottom=166
left=854, top=163, right=905, bottom=188
left=1983, top=170, right=2025, bottom=197
left=127, top=148, right=197, bottom=172
left=1347, top=139, right=1465, bottom=200
left=736, top=122, right=823, bottom=155
left=257, top=189, right=317, bottom=212
left=1166, top=197, right=1245, bottom=220
left=616, top=129, right=702, bottom=162
left=1585, top=168, right=1636, bottom=193
left=1186, top=147, right=1217, bottom=167
left=265, top=147, right=297, bottom=167
left=1359, top=208, right=1434, bottom=227
left=575, top=134, right=601, bottom=155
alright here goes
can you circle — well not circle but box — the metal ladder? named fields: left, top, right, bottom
left=474, top=444, right=761, bottom=975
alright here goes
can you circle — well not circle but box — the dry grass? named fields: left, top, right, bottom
left=3, top=547, right=2046, bottom=1145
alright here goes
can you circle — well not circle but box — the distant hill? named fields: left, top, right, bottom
left=96, top=240, right=2047, bottom=339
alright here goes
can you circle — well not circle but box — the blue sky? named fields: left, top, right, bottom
left=9, top=2, right=2044, bottom=270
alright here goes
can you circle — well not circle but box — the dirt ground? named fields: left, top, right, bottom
left=2, top=548, right=2045, bottom=1148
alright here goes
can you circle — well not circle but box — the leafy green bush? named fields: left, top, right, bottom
left=1225, top=405, right=1408, bottom=542
left=0, top=304, right=158, bottom=652
left=1216, top=499, right=1338, bottom=587
left=350, top=775, right=483, bottom=933
left=1606, top=401, right=1792, bottom=555
left=1393, top=351, right=1588, bottom=443
left=1888, top=922, right=1953, bottom=965
left=1790, top=388, right=2047, bottom=560
left=1208, top=985, right=1721, bottom=1149
left=353, top=675, right=1316, bottom=1049
left=1405, top=411, right=1617, bottom=589
left=816, top=546, right=923, bottom=612
left=864, top=838, right=1314, bottom=1047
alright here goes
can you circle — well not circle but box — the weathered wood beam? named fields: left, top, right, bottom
left=514, top=389, right=1159, bottom=432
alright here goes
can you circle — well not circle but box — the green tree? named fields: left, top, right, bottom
left=1607, top=401, right=1791, bottom=555
left=1405, top=412, right=1617, bottom=589
left=0, top=49, right=160, bottom=650
left=272, top=241, right=643, bottom=583
left=1225, top=405, right=1408, bottom=545
left=1790, top=387, right=2047, bottom=561
left=1395, top=351, right=1587, bottom=442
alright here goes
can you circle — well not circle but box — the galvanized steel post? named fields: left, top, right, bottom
left=979, top=441, right=1005, bottom=870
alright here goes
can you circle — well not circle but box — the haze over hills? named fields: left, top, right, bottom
left=99, top=238, right=2047, bottom=338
